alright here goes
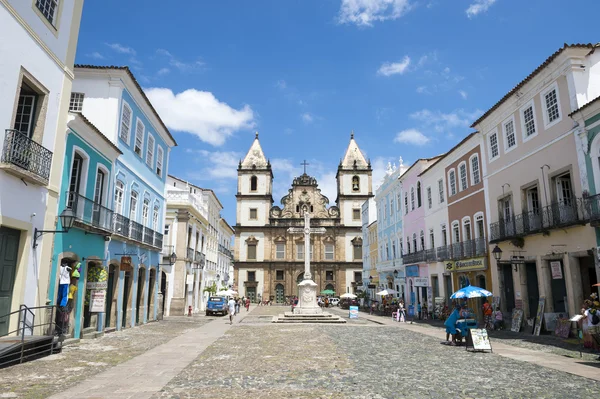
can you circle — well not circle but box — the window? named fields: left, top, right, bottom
left=276, top=243, right=285, bottom=259
left=156, top=146, right=164, bottom=177
left=385, top=244, right=389, bottom=260
left=544, top=86, right=560, bottom=125
left=120, top=102, right=132, bottom=143
left=392, top=242, right=396, bottom=259
left=412, top=233, right=417, bottom=252
left=36, top=0, right=59, bottom=25
left=354, top=271, right=362, bottom=282
left=250, top=176, right=258, bottom=191
left=14, top=83, right=39, bottom=138
left=69, top=93, right=84, bottom=112
left=247, top=244, right=257, bottom=260
left=449, top=170, right=456, bottom=196
left=441, top=224, right=447, bottom=246
left=352, top=176, right=360, bottom=192
left=93, top=169, right=105, bottom=206
left=404, top=194, right=408, bottom=215
left=353, top=243, right=362, bottom=260
left=555, top=173, right=573, bottom=206
left=276, top=270, right=284, bottom=280
left=452, top=222, right=460, bottom=243
left=130, top=191, right=138, bottom=221
left=68, top=153, right=83, bottom=196
left=397, top=194, right=401, bottom=209
left=353, top=209, right=361, bottom=221
left=325, top=244, right=334, bottom=260
left=459, top=163, right=468, bottom=191
left=406, top=237, right=411, bottom=254
left=152, top=206, right=159, bottom=230
left=247, top=271, right=256, bottom=281
left=521, top=103, right=537, bottom=139
left=249, top=208, right=257, bottom=220
left=475, top=215, right=485, bottom=239
left=326, top=270, right=334, bottom=281
left=164, top=224, right=170, bottom=236
left=410, top=187, right=415, bottom=210
left=420, top=231, right=425, bottom=250
left=470, top=155, right=480, bottom=185
left=417, top=182, right=422, bottom=208
left=429, top=229, right=435, bottom=249
left=142, top=199, right=150, bottom=226
left=503, top=118, right=516, bottom=151
left=489, top=132, right=499, bottom=159
left=426, top=187, right=432, bottom=209
left=390, top=200, right=394, bottom=215
left=438, top=179, right=445, bottom=203
left=114, top=181, right=124, bottom=214
left=463, top=218, right=471, bottom=241
left=297, top=243, right=304, bottom=260
left=526, top=187, right=540, bottom=214
left=134, top=119, right=144, bottom=156
left=146, top=134, right=155, bottom=167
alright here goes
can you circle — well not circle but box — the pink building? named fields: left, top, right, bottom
left=400, top=157, right=441, bottom=308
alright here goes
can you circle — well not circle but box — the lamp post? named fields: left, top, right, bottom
left=492, top=245, right=503, bottom=261
left=33, top=208, right=76, bottom=248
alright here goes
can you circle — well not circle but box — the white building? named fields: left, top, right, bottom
left=0, top=0, right=83, bottom=334
left=361, top=198, right=377, bottom=290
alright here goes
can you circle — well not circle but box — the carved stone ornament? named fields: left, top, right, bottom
left=274, top=235, right=286, bottom=243
left=245, top=236, right=259, bottom=244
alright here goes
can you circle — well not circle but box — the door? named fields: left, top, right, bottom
left=502, top=197, right=514, bottom=236
left=92, top=169, right=105, bottom=227
left=525, top=263, right=540, bottom=318
left=550, top=261, right=567, bottom=313
left=444, top=275, right=452, bottom=305
left=526, top=187, right=541, bottom=231
left=502, top=265, right=515, bottom=312
left=122, top=272, right=131, bottom=329
left=0, top=227, right=20, bottom=336
left=105, top=265, right=116, bottom=328
left=68, top=154, right=83, bottom=210
left=555, top=176, right=575, bottom=224
left=246, top=287, right=256, bottom=303
left=275, top=284, right=284, bottom=303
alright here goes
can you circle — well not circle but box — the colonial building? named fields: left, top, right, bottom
left=233, top=133, right=372, bottom=303
left=361, top=198, right=376, bottom=291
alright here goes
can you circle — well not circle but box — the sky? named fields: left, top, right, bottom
left=75, top=0, right=600, bottom=225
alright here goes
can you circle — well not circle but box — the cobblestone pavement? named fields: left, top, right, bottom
left=0, top=316, right=212, bottom=399
left=152, top=306, right=600, bottom=399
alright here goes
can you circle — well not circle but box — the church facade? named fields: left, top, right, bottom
left=233, top=133, right=373, bottom=303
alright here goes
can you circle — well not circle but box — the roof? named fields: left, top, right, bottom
left=417, top=132, right=477, bottom=177
left=240, top=132, right=268, bottom=169
left=471, top=43, right=598, bottom=128
left=68, top=112, right=123, bottom=155
left=74, top=65, right=177, bottom=146
left=167, top=174, right=225, bottom=209
left=219, top=218, right=235, bottom=234
left=399, top=156, right=442, bottom=181
left=340, top=132, right=369, bottom=169
left=569, top=95, right=600, bottom=117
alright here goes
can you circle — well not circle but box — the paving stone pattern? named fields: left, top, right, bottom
left=0, top=317, right=211, bottom=399
left=153, top=307, right=600, bottom=399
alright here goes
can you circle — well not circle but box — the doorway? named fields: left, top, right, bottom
left=275, top=284, right=284, bottom=303
left=136, top=268, right=146, bottom=325
left=160, top=271, right=167, bottom=315
left=246, top=287, right=256, bottom=303
left=579, top=255, right=597, bottom=300
left=549, top=261, right=567, bottom=313
left=444, top=275, right=452, bottom=305
left=0, top=227, right=20, bottom=336
left=525, top=263, right=540, bottom=318
left=122, top=271, right=132, bottom=329
left=501, top=264, right=515, bottom=312
left=147, top=268, right=156, bottom=321
left=105, top=265, right=118, bottom=328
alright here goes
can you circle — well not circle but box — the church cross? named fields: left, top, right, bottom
left=301, top=160, right=310, bottom=174
left=287, top=207, right=326, bottom=280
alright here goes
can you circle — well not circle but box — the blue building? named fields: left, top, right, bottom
left=48, top=66, right=177, bottom=338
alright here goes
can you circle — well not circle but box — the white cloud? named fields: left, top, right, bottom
left=410, top=108, right=481, bottom=134
left=157, top=68, right=170, bottom=76
left=338, top=0, right=412, bottom=27
left=377, top=56, right=411, bottom=76
left=301, top=113, right=314, bottom=124
left=393, top=129, right=430, bottom=146
left=459, top=90, right=468, bottom=99
left=276, top=80, right=287, bottom=89
left=106, top=43, right=136, bottom=55
left=88, top=52, right=105, bottom=60
left=466, top=0, right=497, bottom=18
left=156, top=49, right=204, bottom=72
left=416, top=86, right=430, bottom=94
left=183, top=149, right=242, bottom=194
left=372, top=156, right=390, bottom=190
left=146, top=88, right=255, bottom=146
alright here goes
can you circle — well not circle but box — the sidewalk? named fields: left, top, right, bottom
left=329, top=307, right=600, bottom=382
left=47, top=305, right=257, bottom=399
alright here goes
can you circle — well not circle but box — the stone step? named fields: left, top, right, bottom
left=271, top=311, right=347, bottom=324
left=272, top=318, right=347, bottom=324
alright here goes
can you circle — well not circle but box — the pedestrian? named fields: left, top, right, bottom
left=417, top=302, right=422, bottom=320
left=444, top=305, right=461, bottom=346
left=228, top=297, right=236, bottom=325
left=483, top=299, right=493, bottom=329
left=493, top=307, right=503, bottom=330
left=399, top=300, right=406, bottom=322
left=245, top=297, right=250, bottom=311
left=235, top=297, right=241, bottom=314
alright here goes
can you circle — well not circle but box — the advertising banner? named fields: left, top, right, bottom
left=414, top=277, right=429, bottom=287
left=445, top=257, right=486, bottom=272
left=405, top=266, right=419, bottom=277
left=349, top=306, right=359, bottom=319
left=89, top=290, right=106, bottom=313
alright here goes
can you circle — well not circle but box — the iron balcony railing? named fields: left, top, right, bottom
left=154, top=232, right=163, bottom=249
left=187, top=248, right=195, bottom=260
left=66, top=191, right=113, bottom=232
left=432, top=238, right=487, bottom=262
left=112, top=214, right=161, bottom=249
left=195, top=251, right=202, bottom=263
left=402, top=250, right=426, bottom=264
left=1, top=129, right=53, bottom=183
left=585, top=194, right=600, bottom=225
left=490, top=198, right=588, bottom=243
left=130, top=220, right=144, bottom=242
left=142, top=226, right=154, bottom=245
left=436, top=245, right=449, bottom=262
left=425, top=248, right=437, bottom=262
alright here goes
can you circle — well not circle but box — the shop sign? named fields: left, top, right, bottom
left=349, top=306, right=359, bottom=319
left=550, top=261, right=563, bottom=279
left=86, top=281, right=107, bottom=290
left=120, top=256, right=133, bottom=272
left=405, top=265, right=419, bottom=277
left=414, top=277, right=429, bottom=287
left=445, top=257, right=486, bottom=272
left=89, top=290, right=106, bottom=313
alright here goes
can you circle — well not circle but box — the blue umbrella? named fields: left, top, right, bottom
left=450, top=285, right=492, bottom=299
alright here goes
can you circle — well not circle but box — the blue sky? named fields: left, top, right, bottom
left=76, top=0, right=600, bottom=224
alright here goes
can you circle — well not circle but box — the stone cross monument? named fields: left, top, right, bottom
left=287, top=206, right=326, bottom=314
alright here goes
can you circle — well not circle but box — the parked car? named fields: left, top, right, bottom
left=206, top=296, right=228, bottom=316
left=329, top=297, right=340, bottom=307
left=340, top=298, right=359, bottom=310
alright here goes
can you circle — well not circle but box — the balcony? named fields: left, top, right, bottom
left=187, top=248, right=195, bottom=261
left=112, top=214, right=161, bottom=249
left=490, top=198, right=588, bottom=243
left=425, top=248, right=437, bottom=262
left=154, top=232, right=164, bottom=249
left=165, top=189, right=206, bottom=216
left=130, top=220, right=144, bottom=242
left=586, top=194, right=600, bottom=227
left=0, top=129, right=53, bottom=185
left=143, top=227, right=154, bottom=246
left=66, top=191, right=113, bottom=233
left=403, top=250, right=426, bottom=264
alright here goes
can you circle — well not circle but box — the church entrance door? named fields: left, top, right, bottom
left=275, top=284, right=284, bottom=303
left=246, top=287, right=256, bottom=303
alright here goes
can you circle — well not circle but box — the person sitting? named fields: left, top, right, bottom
left=444, top=305, right=461, bottom=346
left=493, top=307, right=503, bottom=330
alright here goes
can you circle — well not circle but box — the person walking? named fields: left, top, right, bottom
left=235, top=297, right=241, bottom=315
left=245, top=297, right=251, bottom=311
left=483, top=300, right=493, bottom=329
left=417, top=302, right=422, bottom=320
left=228, top=297, right=236, bottom=325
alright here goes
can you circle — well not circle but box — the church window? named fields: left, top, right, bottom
left=325, top=244, right=334, bottom=260
left=297, top=243, right=304, bottom=260
left=247, top=271, right=256, bottom=281
left=353, top=208, right=361, bottom=221
left=249, top=208, right=257, bottom=220
left=276, top=270, right=284, bottom=280
left=417, top=182, right=422, bottom=208
left=276, top=243, right=285, bottom=259
left=353, top=243, right=362, bottom=260
left=352, top=175, right=360, bottom=192
left=326, top=270, right=334, bottom=281
left=250, top=176, right=258, bottom=191
left=247, top=244, right=257, bottom=260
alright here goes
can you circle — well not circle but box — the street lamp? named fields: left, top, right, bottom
left=492, top=245, right=503, bottom=261
left=159, top=252, right=177, bottom=267
left=393, top=269, right=398, bottom=278
left=33, top=208, right=76, bottom=248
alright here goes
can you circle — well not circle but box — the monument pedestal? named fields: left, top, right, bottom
left=294, top=279, right=322, bottom=315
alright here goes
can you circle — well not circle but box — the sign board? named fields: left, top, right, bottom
left=349, top=306, right=359, bottom=319
left=414, top=277, right=429, bottom=287
left=405, top=266, right=419, bottom=277
left=186, top=274, right=194, bottom=285
left=554, top=318, right=571, bottom=338
left=410, top=291, right=416, bottom=305
left=515, top=299, right=523, bottom=309
left=511, top=309, right=524, bottom=332
left=120, top=256, right=132, bottom=272
left=445, top=257, right=486, bottom=272
left=86, top=281, right=108, bottom=290
left=550, top=261, right=563, bottom=279
left=89, top=290, right=106, bottom=313
left=466, top=328, right=492, bottom=352
left=407, top=305, right=415, bottom=318
left=533, top=297, right=546, bottom=336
